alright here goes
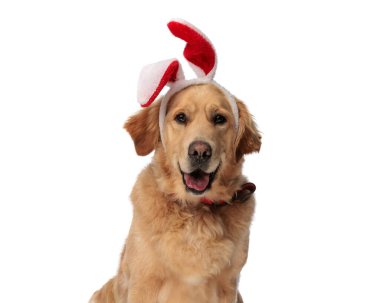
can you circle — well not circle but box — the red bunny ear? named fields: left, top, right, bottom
left=167, top=19, right=217, bottom=79
left=137, top=59, right=184, bottom=107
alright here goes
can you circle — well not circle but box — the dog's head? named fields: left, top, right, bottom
left=125, top=20, right=260, bottom=203
left=125, top=83, right=261, bottom=203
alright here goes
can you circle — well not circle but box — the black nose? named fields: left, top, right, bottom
left=188, top=141, right=212, bottom=164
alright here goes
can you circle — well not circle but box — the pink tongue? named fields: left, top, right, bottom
left=184, top=173, right=210, bottom=191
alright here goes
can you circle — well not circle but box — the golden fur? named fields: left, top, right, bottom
left=90, top=83, right=261, bottom=303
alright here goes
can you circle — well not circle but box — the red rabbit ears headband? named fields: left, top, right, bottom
left=137, top=19, right=239, bottom=143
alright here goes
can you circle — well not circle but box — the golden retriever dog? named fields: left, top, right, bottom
left=89, top=82, right=261, bottom=303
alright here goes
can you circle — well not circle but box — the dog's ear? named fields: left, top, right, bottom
left=234, top=99, right=262, bottom=161
left=124, top=99, right=161, bottom=156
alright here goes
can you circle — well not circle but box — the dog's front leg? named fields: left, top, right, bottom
left=218, top=289, right=242, bottom=303
left=127, top=277, right=162, bottom=303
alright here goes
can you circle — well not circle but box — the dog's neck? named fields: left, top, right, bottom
left=199, top=182, right=256, bottom=207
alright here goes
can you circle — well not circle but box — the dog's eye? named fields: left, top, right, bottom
left=214, top=114, right=227, bottom=125
left=175, top=113, right=187, bottom=124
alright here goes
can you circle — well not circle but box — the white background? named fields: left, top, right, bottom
left=1, top=1, right=379, bottom=302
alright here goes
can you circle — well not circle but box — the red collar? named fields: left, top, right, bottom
left=200, top=182, right=256, bottom=206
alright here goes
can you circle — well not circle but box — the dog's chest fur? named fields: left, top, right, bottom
left=132, top=167, right=235, bottom=276
left=122, top=159, right=254, bottom=303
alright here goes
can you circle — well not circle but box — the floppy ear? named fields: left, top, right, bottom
left=234, top=100, right=262, bottom=161
left=124, top=99, right=161, bottom=156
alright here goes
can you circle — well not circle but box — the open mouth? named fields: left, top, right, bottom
left=180, top=165, right=220, bottom=195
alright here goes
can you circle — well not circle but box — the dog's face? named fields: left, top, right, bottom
left=163, top=84, right=236, bottom=195
left=125, top=83, right=261, bottom=203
